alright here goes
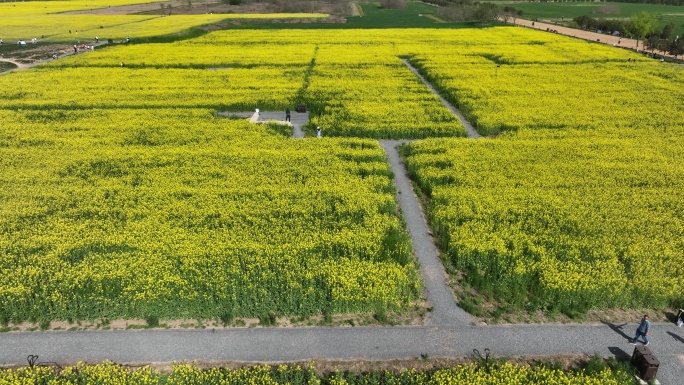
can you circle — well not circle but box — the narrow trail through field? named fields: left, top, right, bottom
left=380, top=140, right=473, bottom=327
left=402, top=59, right=480, bottom=139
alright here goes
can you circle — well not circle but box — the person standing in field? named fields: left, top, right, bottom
left=316, top=126, right=322, bottom=138
left=631, top=315, right=651, bottom=346
left=285, top=108, right=291, bottom=122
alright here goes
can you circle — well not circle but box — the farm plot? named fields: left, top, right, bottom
left=0, top=0, right=327, bottom=42
left=404, top=133, right=684, bottom=316
left=0, top=108, right=418, bottom=323
left=400, top=28, right=684, bottom=316
left=2, top=25, right=684, bottom=324
left=406, top=28, right=684, bottom=136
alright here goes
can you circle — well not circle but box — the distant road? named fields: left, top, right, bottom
left=502, top=17, right=676, bottom=59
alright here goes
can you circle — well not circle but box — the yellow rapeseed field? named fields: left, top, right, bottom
left=1, top=16, right=683, bottom=323
left=0, top=362, right=634, bottom=385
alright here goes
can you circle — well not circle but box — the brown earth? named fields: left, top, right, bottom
left=1, top=303, right=429, bottom=332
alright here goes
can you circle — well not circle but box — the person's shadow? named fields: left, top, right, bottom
left=601, top=321, right=633, bottom=342
left=608, top=346, right=632, bottom=360
left=667, top=331, right=684, bottom=344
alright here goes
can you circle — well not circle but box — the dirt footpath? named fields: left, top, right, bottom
left=504, top=17, right=675, bottom=59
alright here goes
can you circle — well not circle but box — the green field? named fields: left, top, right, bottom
left=493, top=1, right=684, bottom=36
left=346, top=1, right=457, bottom=28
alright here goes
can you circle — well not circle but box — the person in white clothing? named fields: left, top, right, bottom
left=316, top=126, right=321, bottom=138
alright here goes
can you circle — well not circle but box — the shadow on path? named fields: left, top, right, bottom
left=667, top=331, right=684, bottom=344
left=601, top=321, right=632, bottom=342
left=607, top=346, right=631, bottom=360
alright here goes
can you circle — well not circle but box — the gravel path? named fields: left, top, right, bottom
left=402, top=59, right=480, bottom=139
left=2, top=324, right=683, bottom=384
left=380, top=140, right=473, bottom=327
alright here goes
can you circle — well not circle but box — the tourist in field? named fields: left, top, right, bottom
left=285, top=108, right=291, bottom=122
left=316, top=126, right=322, bottom=138
left=73, top=45, right=78, bottom=53
left=95, top=36, right=99, bottom=43
left=677, top=309, right=683, bottom=327
left=631, top=315, right=651, bottom=346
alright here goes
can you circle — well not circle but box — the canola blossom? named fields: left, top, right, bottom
left=0, top=109, right=418, bottom=323
left=1, top=24, right=683, bottom=323
left=0, top=362, right=634, bottom=385
left=404, top=132, right=684, bottom=313
left=0, top=0, right=327, bottom=41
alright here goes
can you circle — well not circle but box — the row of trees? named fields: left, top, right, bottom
left=575, top=12, right=683, bottom=55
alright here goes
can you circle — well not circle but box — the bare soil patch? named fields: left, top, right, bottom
left=0, top=43, right=74, bottom=65
left=0, top=60, right=19, bottom=72
left=1, top=302, right=428, bottom=332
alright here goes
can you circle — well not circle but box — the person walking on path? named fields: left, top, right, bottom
left=631, top=315, right=651, bottom=345
left=285, top=108, right=291, bottom=122
left=316, top=126, right=322, bottom=138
